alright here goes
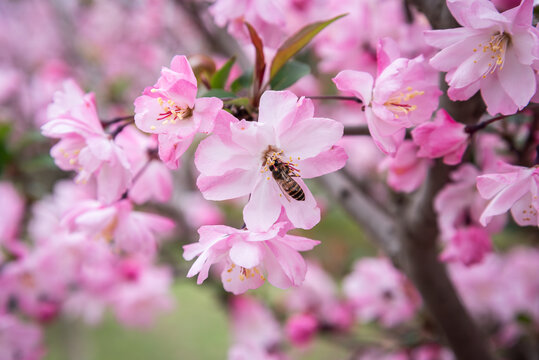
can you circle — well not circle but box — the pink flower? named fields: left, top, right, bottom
left=62, top=199, right=174, bottom=256
left=28, top=180, right=95, bottom=245
left=439, top=226, right=493, bottom=266
left=41, top=80, right=132, bottom=204
left=210, top=0, right=286, bottom=49
left=229, top=296, right=282, bottom=350
left=195, top=90, right=347, bottom=231
left=0, top=314, right=43, bottom=360
left=284, top=261, right=354, bottom=331
left=134, top=55, right=223, bottom=169
left=343, top=257, right=420, bottom=327
left=435, top=165, right=505, bottom=266
left=228, top=296, right=285, bottom=360
left=412, top=109, right=468, bottom=165
left=379, top=141, right=431, bottom=193
left=412, top=345, right=455, bottom=360
left=110, top=262, right=174, bottom=327
left=476, top=162, right=539, bottom=227
left=0, top=182, right=24, bottom=244
left=450, top=247, right=539, bottom=327
left=425, top=0, right=539, bottom=115
left=114, top=126, right=172, bottom=204
left=333, top=38, right=441, bottom=155
left=183, top=221, right=320, bottom=294
left=285, top=313, right=318, bottom=347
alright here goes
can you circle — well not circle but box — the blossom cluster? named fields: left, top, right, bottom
left=1, top=0, right=539, bottom=358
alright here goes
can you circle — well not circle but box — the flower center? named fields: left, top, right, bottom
left=224, top=263, right=265, bottom=282
left=150, top=89, right=193, bottom=125
left=474, top=32, right=510, bottom=78
left=260, top=145, right=301, bottom=179
left=384, top=87, right=424, bottom=118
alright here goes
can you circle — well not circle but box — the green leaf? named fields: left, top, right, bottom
left=270, top=61, right=310, bottom=90
left=230, top=72, right=252, bottom=93
left=210, top=56, right=236, bottom=89
left=224, top=97, right=250, bottom=107
left=0, top=123, right=12, bottom=176
left=270, top=14, right=346, bottom=79
left=200, top=89, right=236, bottom=99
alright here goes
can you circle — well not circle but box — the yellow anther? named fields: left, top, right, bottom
left=150, top=126, right=156, bottom=130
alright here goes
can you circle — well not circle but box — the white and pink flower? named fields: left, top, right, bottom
left=425, top=0, right=539, bottom=115
left=333, top=38, right=441, bottom=155
left=412, top=109, right=468, bottom=165
left=41, top=80, right=132, bottom=204
left=183, top=221, right=319, bottom=294
left=134, top=55, right=223, bottom=169
left=195, top=90, right=347, bottom=231
left=477, top=161, right=539, bottom=227
left=343, top=257, right=420, bottom=327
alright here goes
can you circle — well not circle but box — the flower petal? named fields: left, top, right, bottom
left=333, top=70, right=373, bottom=104
left=243, top=176, right=282, bottom=232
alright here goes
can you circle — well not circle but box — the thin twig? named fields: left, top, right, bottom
left=464, top=114, right=507, bottom=134
left=110, top=121, right=133, bottom=139
left=344, top=126, right=370, bottom=136
left=306, top=95, right=363, bottom=104
left=101, top=115, right=134, bottom=127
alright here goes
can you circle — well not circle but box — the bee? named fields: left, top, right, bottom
left=269, top=159, right=305, bottom=201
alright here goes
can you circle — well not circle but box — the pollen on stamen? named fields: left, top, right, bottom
left=150, top=126, right=156, bottom=130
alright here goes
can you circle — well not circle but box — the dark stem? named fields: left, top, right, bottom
left=464, top=114, right=507, bottom=134
left=344, top=126, right=370, bottom=136
left=110, top=121, right=133, bottom=139
left=306, top=95, right=363, bottom=104
left=101, top=115, right=134, bottom=127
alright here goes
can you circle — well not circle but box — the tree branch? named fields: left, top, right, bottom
left=318, top=172, right=401, bottom=259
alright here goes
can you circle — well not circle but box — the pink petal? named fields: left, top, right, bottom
left=243, top=176, right=282, bottom=232
left=195, top=133, right=255, bottom=176
left=281, top=234, right=320, bottom=251
left=510, top=191, right=539, bottom=226
left=157, top=133, right=194, bottom=170
left=333, top=70, right=373, bottom=104
left=498, top=50, right=536, bottom=109
left=480, top=72, right=519, bottom=115
left=279, top=117, right=343, bottom=159
left=266, top=240, right=307, bottom=287
left=278, top=178, right=320, bottom=230
left=424, top=28, right=483, bottom=48
left=221, top=263, right=265, bottom=294
left=193, top=97, right=223, bottom=134
left=296, top=146, right=348, bottom=179
left=229, top=241, right=264, bottom=269
left=376, top=37, right=401, bottom=75
left=479, top=177, right=531, bottom=225
left=170, top=55, right=197, bottom=84
left=257, top=91, right=299, bottom=128
left=197, top=168, right=258, bottom=201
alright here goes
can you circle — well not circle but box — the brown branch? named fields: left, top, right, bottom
left=318, top=172, right=401, bottom=259
left=343, top=126, right=370, bottom=136
left=306, top=95, right=363, bottom=104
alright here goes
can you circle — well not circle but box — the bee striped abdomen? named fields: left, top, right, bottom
left=282, top=179, right=305, bottom=201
